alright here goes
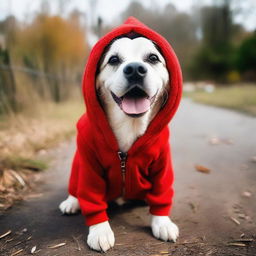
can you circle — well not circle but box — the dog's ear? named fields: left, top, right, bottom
left=96, top=43, right=112, bottom=76
left=152, top=41, right=165, bottom=58
left=161, top=88, right=169, bottom=109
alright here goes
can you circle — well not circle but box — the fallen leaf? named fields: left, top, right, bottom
left=188, top=202, right=197, bottom=213
left=242, top=191, right=252, bottom=198
left=200, top=235, right=206, bottom=241
left=31, top=246, right=37, bottom=254
left=245, top=215, right=251, bottom=221
left=209, top=137, right=221, bottom=145
left=48, top=242, right=66, bottom=249
left=230, top=217, right=240, bottom=225
left=227, top=242, right=246, bottom=247
left=0, top=230, right=12, bottom=239
left=195, top=165, right=210, bottom=174
left=232, top=203, right=242, bottom=209
left=6, top=238, right=14, bottom=243
left=72, top=235, right=81, bottom=251
left=11, top=249, right=24, bottom=256
left=21, top=228, right=28, bottom=233
left=238, top=213, right=246, bottom=219
left=9, top=170, right=26, bottom=187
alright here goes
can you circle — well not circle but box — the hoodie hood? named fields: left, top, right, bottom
left=82, top=17, right=182, bottom=153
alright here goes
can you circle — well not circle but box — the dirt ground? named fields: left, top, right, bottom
left=0, top=99, right=255, bottom=256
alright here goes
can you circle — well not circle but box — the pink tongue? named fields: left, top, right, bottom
left=121, top=97, right=150, bottom=114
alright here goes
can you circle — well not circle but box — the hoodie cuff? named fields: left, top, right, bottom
left=149, top=205, right=171, bottom=216
left=85, top=211, right=109, bottom=226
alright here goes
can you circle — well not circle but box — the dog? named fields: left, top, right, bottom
left=59, top=17, right=182, bottom=252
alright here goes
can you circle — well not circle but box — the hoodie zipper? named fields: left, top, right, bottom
left=118, top=151, right=127, bottom=196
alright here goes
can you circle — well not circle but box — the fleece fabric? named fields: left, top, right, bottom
left=68, top=17, right=183, bottom=226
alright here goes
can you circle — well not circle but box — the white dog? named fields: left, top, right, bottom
left=60, top=34, right=179, bottom=252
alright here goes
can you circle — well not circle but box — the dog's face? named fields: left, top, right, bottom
left=96, top=37, right=169, bottom=118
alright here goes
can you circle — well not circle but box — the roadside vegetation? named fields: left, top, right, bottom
left=0, top=99, right=84, bottom=210
left=0, top=6, right=88, bottom=209
left=184, top=84, right=256, bottom=116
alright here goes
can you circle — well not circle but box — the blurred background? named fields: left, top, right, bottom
left=0, top=0, right=256, bottom=207
left=0, top=0, right=256, bottom=114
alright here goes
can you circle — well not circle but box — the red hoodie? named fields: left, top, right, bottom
left=68, top=17, right=182, bottom=226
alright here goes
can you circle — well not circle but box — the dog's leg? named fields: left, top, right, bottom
left=87, top=221, right=115, bottom=252
left=59, top=195, right=80, bottom=214
left=151, top=215, right=179, bottom=242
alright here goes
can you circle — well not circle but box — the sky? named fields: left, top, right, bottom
left=0, top=0, right=256, bottom=31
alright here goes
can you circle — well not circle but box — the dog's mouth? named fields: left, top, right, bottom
left=111, top=86, right=157, bottom=117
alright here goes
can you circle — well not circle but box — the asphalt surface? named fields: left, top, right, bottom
left=0, top=99, right=256, bottom=256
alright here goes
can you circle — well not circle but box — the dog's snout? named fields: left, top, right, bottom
left=123, top=62, right=147, bottom=82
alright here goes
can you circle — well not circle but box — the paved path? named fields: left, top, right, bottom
left=0, top=99, right=256, bottom=255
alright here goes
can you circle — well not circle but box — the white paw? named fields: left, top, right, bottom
left=87, top=221, right=115, bottom=252
left=59, top=195, right=80, bottom=214
left=151, top=215, right=179, bottom=242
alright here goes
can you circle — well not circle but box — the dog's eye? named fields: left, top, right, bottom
left=108, top=55, right=120, bottom=65
left=147, top=54, right=160, bottom=64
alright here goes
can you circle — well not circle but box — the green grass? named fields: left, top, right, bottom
left=1, top=156, right=48, bottom=171
left=184, top=85, right=256, bottom=116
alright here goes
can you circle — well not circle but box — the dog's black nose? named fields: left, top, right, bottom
left=123, top=62, right=147, bottom=83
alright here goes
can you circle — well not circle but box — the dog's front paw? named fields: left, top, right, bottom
left=59, top=195, right=80, bottom=214
left=87, top=221, right=115, bottom=252
left=151, top=215, right=179, bottom=242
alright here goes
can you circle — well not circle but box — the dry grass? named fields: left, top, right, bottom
left=185, top=85, right=256, bottom=116
left=0, top=99, right=84, bottom=210
left=0, top=99, right=84, bottom=158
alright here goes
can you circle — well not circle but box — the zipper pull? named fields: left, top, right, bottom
left=118, top=151, right=127, bottom=172
left=118, top=151, right=127, bottom=197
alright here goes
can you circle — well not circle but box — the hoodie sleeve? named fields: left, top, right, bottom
left=146, top=141, right=174, bottom=216
left=76, top=131, right=109, bottom=226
